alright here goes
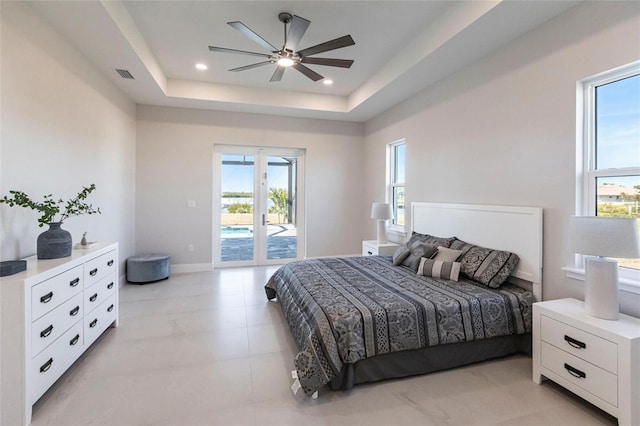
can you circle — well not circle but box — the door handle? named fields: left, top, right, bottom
left=262, top=214, right=268, bottom=226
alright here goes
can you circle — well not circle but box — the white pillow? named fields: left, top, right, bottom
left=432, top=246, right=462, bottom=262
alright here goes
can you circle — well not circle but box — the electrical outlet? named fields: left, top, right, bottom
left=187, top=244, right=194, bottom=252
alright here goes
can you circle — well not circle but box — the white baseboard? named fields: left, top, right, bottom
left=170, top=263, right=214, bottom=273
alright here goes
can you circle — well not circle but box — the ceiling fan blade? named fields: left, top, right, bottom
left=270, top=66, right=286, bottom=82
left=292, top=63, right=323, bottom=82
left=301, top=57, right=354, bottom=68
left=228, top=21, right=278, bottom=52
left=284, top=15, right=310, bottom=52
left=297, top=35, right=355, bottom=58
left=209, top=46, right=272, bottom=58
left=229, top=61, right=273, bottom=72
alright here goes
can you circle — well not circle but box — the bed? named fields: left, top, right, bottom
left=265, top=202, right=543, bottom=396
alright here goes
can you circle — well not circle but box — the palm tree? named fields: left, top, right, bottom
left=268, top=188, right=288, bottom=224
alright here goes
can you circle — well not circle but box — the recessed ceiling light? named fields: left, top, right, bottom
left=323, top=79, right=333, bottom=85
left=195, top=63, right=208, bottom=70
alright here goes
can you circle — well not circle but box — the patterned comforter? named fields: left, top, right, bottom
left=265, top=255, right=533, bottom=396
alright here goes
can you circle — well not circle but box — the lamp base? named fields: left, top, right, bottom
left=376, top=220, right=388, bottom=244
left=584, top=257, right=619, bottom=320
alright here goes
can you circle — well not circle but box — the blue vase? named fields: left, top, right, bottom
left=37, top=222, right=72, bottom=259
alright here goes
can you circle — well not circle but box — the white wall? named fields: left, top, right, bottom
left=0, top=2, right=136, bottom=271
left=363, top=1, right=640, bottom=316
left=136, top=105, right=364, bottom=266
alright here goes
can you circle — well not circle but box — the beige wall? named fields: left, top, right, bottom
left=135, top=105, right=364, bottom=266
left=363, top=1, right=640, bottom=316
left=0, top=2, right=136, bottom=270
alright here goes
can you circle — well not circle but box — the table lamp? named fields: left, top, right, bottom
left=371, top=203, right=393, bottom=244
left=567, top=216, right=640, bottom=320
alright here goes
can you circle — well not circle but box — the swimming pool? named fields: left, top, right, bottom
left=221, top=226, right=253, bottom=238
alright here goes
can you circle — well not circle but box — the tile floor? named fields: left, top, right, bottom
left=31, top=267, right=617, bottom=426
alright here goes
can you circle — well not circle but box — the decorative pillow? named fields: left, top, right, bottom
left=406, top=232, right=456, bottom=249
left=392, top=244, right=411, bottom=266
left=417, top=258, right=461, bottom=281
left=402, top=242, right=438, bottom=271
left=432, top=246, right=463, bottom=262
left=451, top=239, right=520, bottom=288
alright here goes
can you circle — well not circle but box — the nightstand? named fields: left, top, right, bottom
left=362, top=240, right=399, bottom=256
left=533, top=298, right=640, bottom=425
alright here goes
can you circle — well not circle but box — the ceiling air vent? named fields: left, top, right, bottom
left=115, top=69, right=134, bottom=79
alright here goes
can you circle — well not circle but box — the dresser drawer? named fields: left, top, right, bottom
left=84, top=294, right=117, bottom=346
left=31, top=292, right=83, bottom=357
left=540, top=315, right=617, bottom=374
left=84, top=273, right=117, bottom=315
left=84, top=250, right=117, bottom=288
left=541, top=341, right=617, bottom=406
left=31, top=320, right=84, bottom=398
left=31, top=265, right=83, bottom=321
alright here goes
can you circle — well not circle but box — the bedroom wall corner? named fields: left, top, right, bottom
left=0, top=1, right=137, bottom=270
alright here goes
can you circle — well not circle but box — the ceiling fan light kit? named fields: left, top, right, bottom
left=209, top=12, right=355, bottom=83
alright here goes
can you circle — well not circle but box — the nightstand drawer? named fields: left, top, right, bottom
left=541, top=341, right=617, bottom=406
left=540, top=315, right=617, bottom=374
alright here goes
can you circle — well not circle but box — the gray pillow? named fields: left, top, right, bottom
left=406, top=232, right=456, bottom=249
left=417, top=258, right=461, bottom=282
left=392, top=244, right=411, bottom=266
left=402, top=243, right=438, bottom=271
left=451, top=239, right=519, bottom=288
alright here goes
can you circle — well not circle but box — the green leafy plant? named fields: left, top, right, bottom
left=0, top=184, right=101, bottom=227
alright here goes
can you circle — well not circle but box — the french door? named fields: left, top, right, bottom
left=213, top=146, right=305, bottom=267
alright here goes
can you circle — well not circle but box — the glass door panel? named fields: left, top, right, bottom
left=220, top=154, right=255, bottom=263
left=266, top=156, right=298, bottom=260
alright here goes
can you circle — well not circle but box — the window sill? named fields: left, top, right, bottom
left=563, top=267, right=640, bottom=295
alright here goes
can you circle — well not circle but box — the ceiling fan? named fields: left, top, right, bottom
left=209, top=12, right=355, bottom=82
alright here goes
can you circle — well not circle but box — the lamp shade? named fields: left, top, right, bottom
left=567, top=216, right=640, bottom=258
left=371, top=203, right=393, bottom=220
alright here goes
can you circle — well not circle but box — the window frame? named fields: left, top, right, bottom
left=572, top=61, right=640, bottom=291
left=387, top=140, right=406, bottom=231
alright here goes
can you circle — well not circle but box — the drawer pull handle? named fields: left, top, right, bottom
left=40, top=358, right=53, bottom=373
left=40, top=324, right=54, bottom=338
left=40, top=291, right=54, bottom=304
left=89, top=293, right=98, bottom=302
left=564, top=363, right=586, bottom=379
left=367, top=251, right=373, bottom=255
left=107, top=259, right=114, bottom=267
left=89, top=318, right=98, bottom=328
left=90, top=268, right=98, bottom=276
left=107, top=282, right=114, bottom=290
left=69, top=277, right=80, bottom=287
left=70, top=334, right=80, bottom=346
left=564, top=335, right=586, bottom=349
left=107, top=304, right=114, bottom=313
left=70, top=306, right=80, bottom=316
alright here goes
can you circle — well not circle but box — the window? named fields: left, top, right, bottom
left=388, top=140, right=405, bottom=228
left=579, top=62, right=640, bottom=284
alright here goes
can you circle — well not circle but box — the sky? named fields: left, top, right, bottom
left=221, top=155, right=291, bottom=195
left=596, top=74, right=640, bottom=189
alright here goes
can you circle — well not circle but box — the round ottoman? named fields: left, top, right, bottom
left=126, top=254, right=170, bottom=283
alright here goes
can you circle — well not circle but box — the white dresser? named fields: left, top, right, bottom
left=1, top=242, right=119, bottom=425
left=533, top=298, right=640, bottom=425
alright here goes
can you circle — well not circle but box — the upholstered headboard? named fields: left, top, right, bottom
left=410, top=202, right=543, bottom=300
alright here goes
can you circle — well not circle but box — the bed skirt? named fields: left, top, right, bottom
left=329, top=333, right=531, bottom=391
